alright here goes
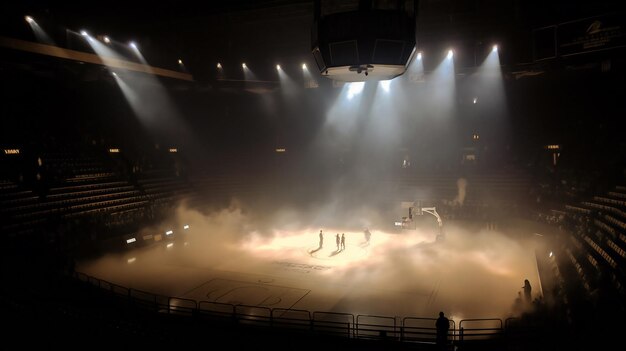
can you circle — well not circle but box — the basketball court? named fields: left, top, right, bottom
left=78, top=215, right=543, bottom=323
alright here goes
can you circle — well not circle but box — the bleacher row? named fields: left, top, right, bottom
left=187, top=173, right=268, bottom=204
left=549, top=183, right=626, bottom=327
left=546, top=248, right=574, bottom=324
left=38, top=150, right=115, bottom=180
left=0, top=152, right=283, bottom=248
left=0, top=167, right=202, bottom=242
left=384, top=168, right=532, bottom=206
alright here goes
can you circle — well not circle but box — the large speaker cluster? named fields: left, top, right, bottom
left=311, top=0, right=417, bottom=82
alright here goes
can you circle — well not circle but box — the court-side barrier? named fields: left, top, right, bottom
left=402, top=316, right=456, bottom=346
left=74, top=271, right=529, bottom=347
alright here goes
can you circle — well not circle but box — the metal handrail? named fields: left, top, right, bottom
left=312, top=311, right=355, bottom=338
left=356, top=314, right=397, bottom=340
left=234, top=304, right=272, bottom=328
left=401, top=317, right=457, bottom=345
left=73, top=271, right=527, bottom=346
left=459, top=318, right=504, bottom=343
left=271, top=308, right=312, bottom=331
left=168, top=296, right=197, bottom=315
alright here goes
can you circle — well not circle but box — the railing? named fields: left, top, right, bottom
left=312, top=311, right=354, bottom=338
left=356, top=314, right=397, bottom=340
left=402, top=317, right=456, bottom=345
left=74, top=271, right=519, bottom=347
left=458, top=318, right=504, bottom=349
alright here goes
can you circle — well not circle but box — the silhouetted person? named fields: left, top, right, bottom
left=364, top=228, right=371, bottom=243
left=336, top=233, right=340, bottom=250
left=341, top=233, right=345, bottom=250
left=436, top=311, right=450, bottom=350
left=319, top=230, right=324, bottom=248
left=522, top=279, right=532, bottom=303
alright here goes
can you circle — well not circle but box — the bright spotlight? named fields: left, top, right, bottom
left=103, top=36, right=111, bottom=44
left=24, top=15, right=55, bottom=45
left=447, top=50, right=454, bottom=59
left=276, top=64, right=281, bottom=70
left=417, top=52, right=422, bottom=60
left=549, top=251, right=553, bottom=258
left=183, top=224, right=190, bottom=230
left=129, top=41, right=137, bottom=49
left=380, top=80, right=391, bottom=92
left=112, top=72, right=117, bottom=76
left=473, top=97, right=478, bottom=104
left=217, top=62, right=222, bottom=69
left=166, top=243, right=174, bottom=248
left=126, top=238, right=136, bottom=244
left=347, top=82, right=365, bottom=100
left=492, top=45, right=498, bottom=52
left=178, top=59, right=183, bottom=64
left=80, top=30, right=88, bottom=36
left=165, top=230, right=173, bottom=236
left=242, top=63, right=247, bottom=69
left=302, top=63, right=307, bottom=70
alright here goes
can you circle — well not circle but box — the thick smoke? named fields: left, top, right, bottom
left=78, top=54, right=523, bottom=322
left=79, top=198, right=540, bottom=321
left=452, top=177, right=468, bottom=206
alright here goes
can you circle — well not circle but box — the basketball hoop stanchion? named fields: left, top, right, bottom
left=405, top=206, right=445, bottom=241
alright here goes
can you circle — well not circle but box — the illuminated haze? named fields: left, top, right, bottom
left=79, top=52, right=539, bottom=321
left=80, top=199, right=539, bottom=321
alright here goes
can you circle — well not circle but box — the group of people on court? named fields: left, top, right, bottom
left=317, top=228, right=457, bottom=350
left=318, top=230, right=345, bottom=250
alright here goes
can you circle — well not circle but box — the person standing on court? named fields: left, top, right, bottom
left=522, top=279, right=532, bottom=303
left=341, top=233, right=346, bottom=250
left=364, top=228, right=371, bottom=243
left=319, top=230, right=324, bottom=248
left=435, top=311, right=450, bottom=350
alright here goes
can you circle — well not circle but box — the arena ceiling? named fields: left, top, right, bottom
left=1, top=0, right=624, bottom=86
